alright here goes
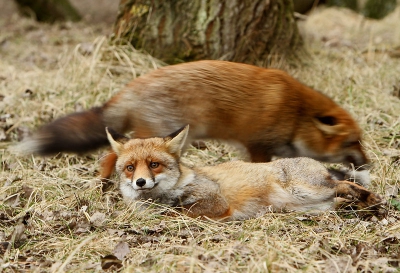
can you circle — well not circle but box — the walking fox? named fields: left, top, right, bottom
left=16, top=60, right=369, bottom=180
left=106, top=125, right=382, bottom=221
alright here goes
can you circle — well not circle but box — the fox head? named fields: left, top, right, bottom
left=106, top=125, right=189, bottom=201
left=293, top=109, right=369, bottom=170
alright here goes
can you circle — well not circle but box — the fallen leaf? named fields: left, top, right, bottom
left=22, top=185, right=34, bottom=199
left=101, top=254, right=123, bottom=270
left=113, top=241, right=130, bottom=260
left=90, top=212, right=106, bottom=227
left=107, top=229, right=125, bottom=237
left=142, top=242, right=151, bottom=248
left=141, top=221, right=167, bottom=235
left=74, top=220, right=90, bottom=234
left=13, top=224, right=26, bottom=242
left=6, top=223, right=26, bottom=247
left=4, top=194, right=20, bottom=208
left=0, top=242, right=10, bottom=255
left=40, top=210, right=55, bottom=222
left=177, top=229, right=192, bottom=239
left=370, top=216, right=379, bottom=222
left=152, top=220, right=166, bottom=233
left=380, top=218, right=389, bottom=226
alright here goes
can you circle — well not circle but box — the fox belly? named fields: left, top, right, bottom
left=198, top=158, right=375, bottom=220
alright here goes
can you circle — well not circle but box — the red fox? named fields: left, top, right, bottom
left=106, top=125, right=382, bottom=220
left=16, top=60, right=369, bottom=180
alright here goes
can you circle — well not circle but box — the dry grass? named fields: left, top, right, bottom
left=1, top=6, right=400, bottom=273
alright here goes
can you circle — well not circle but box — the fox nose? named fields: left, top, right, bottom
left=136, top=178, right=146, bottom=187
left=346, top=155, right=370, bottom=170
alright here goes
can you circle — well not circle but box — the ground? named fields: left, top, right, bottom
left=0, top=4, right=400, bottom=273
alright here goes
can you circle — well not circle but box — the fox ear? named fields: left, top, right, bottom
left=314, top=116, right=347, bottom=136
left=105, top=127, right=124, bottom=155
left=165, top=125, right=189, bottom=156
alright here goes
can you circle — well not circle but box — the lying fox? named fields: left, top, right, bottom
left=16, top=60, right=369, bottom=180
left=106, top=125, right=382, bottom=221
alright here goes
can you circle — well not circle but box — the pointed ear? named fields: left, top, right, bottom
left=105, top=127, right=125, bottom=155
left=314, top=117, right=347, bottom=136
left=165, top=125, right=189, bottom=156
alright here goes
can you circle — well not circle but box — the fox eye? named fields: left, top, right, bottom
left=149, top=162, right=159, bottom=169
left=126, top=165, right=135, bottom=172
left=316, top=116, right=337, bottom=126
left=342, top=140, right=359, bottom=148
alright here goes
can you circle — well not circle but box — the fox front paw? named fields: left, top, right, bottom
left=365, top=192, right=386, bottom=208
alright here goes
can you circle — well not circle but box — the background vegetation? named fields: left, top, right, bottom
left=0, top=2, right=399, bottom=272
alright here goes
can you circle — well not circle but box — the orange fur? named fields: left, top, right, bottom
left=107, top=126, right=383, bottom=221
left=18, top=60, right=369, bottom=180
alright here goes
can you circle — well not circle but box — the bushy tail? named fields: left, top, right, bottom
left=14, top=107, right=109, bottom=155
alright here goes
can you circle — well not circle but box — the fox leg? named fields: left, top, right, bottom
left=181, top=193, right=231, bottom=220
left=334, top=180, right=383, bottom=208
left=246, top=144, right=273, bottom=162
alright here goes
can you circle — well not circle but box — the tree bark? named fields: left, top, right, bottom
left=14, top=0, right=81, bottom=23
left=113, top=0, right=304, bottom=65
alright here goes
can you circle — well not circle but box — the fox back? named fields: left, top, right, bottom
left=107, top=126, right=382, bottom=221
left=16, top=60, right=368, bottom=178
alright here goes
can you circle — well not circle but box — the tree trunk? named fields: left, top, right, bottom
left=113, top=0, right=304, bottom=65
left=14, top=0, right=81, bottom=23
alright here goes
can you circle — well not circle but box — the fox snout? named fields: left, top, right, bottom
left=130, top=176, right=156, bottom=190
left=345, top=151, right=370, bottom=170
left=136, top=178, right=146, bottom=187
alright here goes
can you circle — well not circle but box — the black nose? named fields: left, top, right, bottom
left=346, top=155, right=370, bottom=170
left=136, top=178, right=146, bottom=187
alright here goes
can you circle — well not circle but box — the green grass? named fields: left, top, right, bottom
left=1, top=5, right=400, bottom=273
